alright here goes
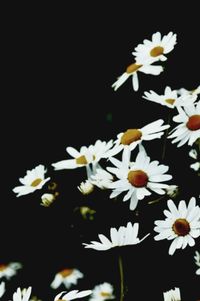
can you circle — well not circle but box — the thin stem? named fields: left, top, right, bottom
left=118, top=254, right=124, bottom=301
left=148, top=195, right=166, bottom=205
left=161, top=111, right=172, bottom=160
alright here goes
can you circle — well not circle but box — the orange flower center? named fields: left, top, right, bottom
left=0, top=264, right=7, bottom=271
left=126, top=63, right=142, bottom=74
left=76, top=155, right=88, bottom=165
left=59, top=268, right=74, bottom=277
left=165, top=98, right=175, bottom=105
left=128, top=170, right=148, bottom=187
left=120, top=129, right=142, bottom=145
left=172, top=218, right=190, bottom=236
left=186, top=115, right=200, bottom=131
left=150, top=46, right=164, bottom=57
left=31, top=178, right=42, bottom=187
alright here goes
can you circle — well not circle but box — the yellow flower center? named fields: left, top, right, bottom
left=101, top=292, right=111, bottom=297
left=172, top=218, right=190, bottom=236
left=128, top=170, right=148, bottom=187
left=120, top=129, right=142, bottom=145
left=76, top=155, right=88, bottom=165
left=31, top=178, right=42, bottom=187
left=165, top=98, right=175, bottom=105
left=186, top=115, right=200, bottom=131
left=150, top=46, right=164, bottom=57
left=59, top=268, right=73, bottom=277
left=126, top=63, right=142, bottom=74
left=0, top=264, right=7, bottom=271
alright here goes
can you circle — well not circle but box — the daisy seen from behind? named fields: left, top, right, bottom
left=132, top=31, right=177, bottom=64
left=10, top=287, right=32, bottom=301
left=112, top=119, right=169, bottom=154
left=54, top=290, right=92, bottom=301
left=194, top=251, right=200, bottom=275
left=154, top=197, right=200, bottom=255
left=107, top=147, right=172, bottom=211
left=163, top=287, right=181, bottom=301
left=89, top=283, right=114, bottom=301
left=168, top=101, right=200, bottom=147
left=83, top=222, right=149, bottom=251
left=51, top=268, right=83, bottom=289
left=13, top=165, right=50, bottom=197
left=0, top=262, right=22, bottom=280
left=143, top=86, right=197, bottom=108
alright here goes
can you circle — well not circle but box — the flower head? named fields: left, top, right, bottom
left=143, top=86, right=197, bottom=108
left=154, top=197, right=200, bottom=255
left=90, top=169, right=113, bottom=189
left=54, top=290, right=92, bottom=301
left=177, top=85, right=200, bottom=97
left=194, top=251, right=200, bottom=275
left=83, top=222, right=149, bottom=251
left=89, top=283, right=114, bottom=301
left=10, top=287, right=32, bottom=301
left=0, top=262, right=22, bottom=280
left=163, top=287, right=181, bottom=301
left=51, top=268, right=83, bottom=290
left=168, top=101, right=200, bottom=147
left=78, top=180, right=94, bottom=195
left=13, top=165, right=50, bottom=197
left=107, top=148, right=172, bottom=211
left=133, top=31, right=177, bottom=64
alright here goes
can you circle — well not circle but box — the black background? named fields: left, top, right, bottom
left=1, top=3, right=200, bottom=300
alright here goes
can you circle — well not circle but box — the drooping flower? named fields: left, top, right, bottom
left=107, top=147, right=172, bottom=211
left=168, top=101, right=200, bottom=147
left=83, top=222, right=149, bottom=251
left=89, top=283, right=114, bottom=301
left=54, top=290, right=92, bottom=301
left=78, top=180, right=94, bottom=195
left=194, top=251, right=200, bottom=275
left=154, top=197, right=200, bottom=255
left=10, top=287, right=32, bottom=301
left=51, top=268, right=83, bottom=289
left=163, top=287, right=181, bottom=301
left=13, top=165, right=50, bottom=197
left=0, top=262, right=22, bottom=280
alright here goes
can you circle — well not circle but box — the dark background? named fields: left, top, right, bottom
left=1, top=3, right=200, bottom=300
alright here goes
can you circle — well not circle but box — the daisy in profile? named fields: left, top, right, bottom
left=78, top=180, right=94, bottom=195
left=0, top=262, right=22, bottom=280
left=89, top=283, right=114, bottom=301
left=168, top=101, right=200, bottom=147
left=10, top=287, right=32, bottom=301
left=107, top=148, right=172, bottom=211
left=112, top=61, right=163, bottom=91
left=154, top=197, right=200, bottom=255
left=52, top=140, right=114, bottom=178
left=54, top=290, right=92, bottom=301
left=143, top=86, right=197, bottom=108
left=83, top=222, right=149, bottom=251
left=51, top=268, right=83, bottom=289
left=0, top=282, right=5, bottom=298
left=132, top=31, right=177, bottom=64
left=112, top=119, right=169, bottom=154
left=177, top=85, right=200, bottom=96
left=163, top=287, right=181, bottom=301
left=194, top=251, right=200, bottom=275
left=13, top=165, right=50, bottom=197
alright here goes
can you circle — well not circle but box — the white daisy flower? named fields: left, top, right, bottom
left=189, top=149, right=198, bottom=159
left=0, top=262, right=22, bottom=280
left=143, top=86, right=197, bottom=108
left=13, top=165, right=50, bottom=197
left=78, top=180, right=94, bottom=195
left=90, top=169, right=113, bottom=189
left=112, top=119, right=169, bottom=154
left=107, top=148, right=172, bottom=211
left=163, top=287, right=181, bottom=301
left=132, top=31, right=177, bottom=64
left=10, top=287, right=32, bottom=301
left=0, top=282, right=5, bottom=298
left=40, top=193, right=56, bottom=207
left=54, top=290, right=92, bottom=301
left=154, top=197, right=200, bottom=255
left=83, top=222, right=150, bottom=251
left=112, top=62, right=163, bottom=91
left=165, top=185, right=179, bottom=198
left=194, top=251, right=200, bottom=275
left=177, top=85, right=200, bottom=96
left=51, top=268, right=83, bottom=290
left=52, top=140, right=114, bottom=178
left=168, top=102, right=200, bottom=147
left=89, top=283, right=114, bottom=301
left=190, top=162, right=200, bottom=171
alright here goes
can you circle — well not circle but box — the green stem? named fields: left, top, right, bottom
left=161, top=111, right=172, bottom=160
left=118, top=254, right=124, bottom=301
left=148, top=195, right=166, bottom=205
